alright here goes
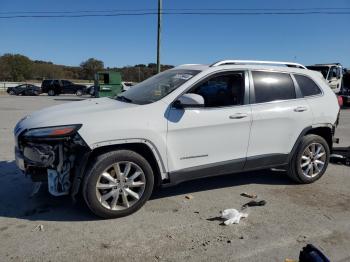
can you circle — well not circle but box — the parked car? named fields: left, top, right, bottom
left=14, top=60, right=340, bottom=218
left=7, top=84, right=41, bottom=96
left=41, top=79, right=87, bottom=96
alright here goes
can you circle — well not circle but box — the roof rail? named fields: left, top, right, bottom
left=210, top=60, right=307, bottom=69
left=177, top=64, right=202, bottom=67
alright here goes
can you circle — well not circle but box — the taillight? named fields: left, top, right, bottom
left=337, top=96, right=343, bottom=107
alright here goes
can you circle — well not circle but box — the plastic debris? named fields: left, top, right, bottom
left=242, top=200, right=266, bottom=209
left=299, top=244, right=330, bottom=262
left=32, top=224, right=44, bottom=232
left=240, top=192, right=257, bottom=199
left=220, top=209, right=248, bottom=225
left=185, top=194, right=194, bottom=200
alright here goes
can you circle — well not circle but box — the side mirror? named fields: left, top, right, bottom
left=173, top=93, right=204, bottom=109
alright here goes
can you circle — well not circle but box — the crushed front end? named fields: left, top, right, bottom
left=14, top=123, right=90, bottom=197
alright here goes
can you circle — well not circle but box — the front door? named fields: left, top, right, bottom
left=166, top=71, right=252, bottom=175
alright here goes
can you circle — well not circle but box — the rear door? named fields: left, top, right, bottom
left=61, top=80, right=73, bottom=94
left=166, top=71, right=252, bottom=175
left=246, top=70, right=313, bottom=168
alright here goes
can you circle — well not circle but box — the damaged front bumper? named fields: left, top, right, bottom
left=14, top=124, right=90, bottom=197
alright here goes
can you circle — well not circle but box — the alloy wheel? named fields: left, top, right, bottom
left=300, top=143, right=326, bottom=178
left=96, top=161, right=146, bottom=210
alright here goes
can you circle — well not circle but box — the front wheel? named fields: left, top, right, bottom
left=82, top=150, right=154, bottom=218
left=48, top=89, right=55, bottom=96
left=76, top=89, right=83, bottom=96
left=9, top=90, right=15, bottom=95
left=287, top=134, right=330, bottom=183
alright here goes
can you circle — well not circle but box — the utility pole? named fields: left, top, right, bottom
left=157, top=0, right=162, bottom=74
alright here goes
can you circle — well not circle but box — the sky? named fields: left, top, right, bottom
left=0, top=0, right=349, bottom=68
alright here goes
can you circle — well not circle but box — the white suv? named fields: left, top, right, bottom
left=14, top=60, right=340, bottom=218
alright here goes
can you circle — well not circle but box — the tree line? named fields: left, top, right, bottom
left=0, top=53, right=173, bottom=82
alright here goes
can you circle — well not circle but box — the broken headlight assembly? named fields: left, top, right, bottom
left=20, top=124, right=87, bottom=197
left=23, top=124, right=82, bottom=139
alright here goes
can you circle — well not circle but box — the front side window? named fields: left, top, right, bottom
left=62, top=80, right=72, bottom=86
left=189, top=72, right=245, bottom=107
left=252, top=71, right=296, bottom=103
left=118, top=69, right=200, bottom=105
left=294, top=74, right=322, bottom=97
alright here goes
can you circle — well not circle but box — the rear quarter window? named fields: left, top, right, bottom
left=294, top=74, right=322, bottom=97
left=252, top=71, right=296, bottom=103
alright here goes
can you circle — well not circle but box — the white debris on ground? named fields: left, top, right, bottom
left=221, top=209, right=248, bottom=225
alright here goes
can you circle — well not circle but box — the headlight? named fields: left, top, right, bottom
left=23, top=124, right=82, bottom=138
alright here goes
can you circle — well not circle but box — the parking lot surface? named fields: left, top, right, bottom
left=0, top=95, right=349, bottom=262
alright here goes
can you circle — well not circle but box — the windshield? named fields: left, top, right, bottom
left=306, top=66, right=329, bottom=79
left=115, top=69, right=200, bottom=104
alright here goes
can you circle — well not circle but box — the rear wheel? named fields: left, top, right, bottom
left=287, top=134, right=330, bottom=183
left=82, top=150, right=154, bottom=218
left=48, top=89, right=55, bottom=96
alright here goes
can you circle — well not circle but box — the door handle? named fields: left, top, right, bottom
left=229, top=113, right=248, bottom=119
left=294, top=106, right=308, bottom=112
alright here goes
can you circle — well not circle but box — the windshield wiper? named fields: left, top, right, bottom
left=116, top=95, right=133, bottom=103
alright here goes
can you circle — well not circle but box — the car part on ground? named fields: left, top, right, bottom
left=13, top=60, right=340, bottom=218
left=299, top=244, right=330, bottom=262
left=330, top=146, right=350, bottom=166
left=242, top=200, right=267, bottom=209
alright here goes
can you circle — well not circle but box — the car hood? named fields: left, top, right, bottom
left=15, top=97, right=139, bottom=133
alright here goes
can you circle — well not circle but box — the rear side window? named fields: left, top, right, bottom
left=294, top=74, right=322, bottom=97
left=252, top=71, right=296, bottom=103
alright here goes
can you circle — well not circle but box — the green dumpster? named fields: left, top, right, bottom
left=94, top=71, right=122, bottom=97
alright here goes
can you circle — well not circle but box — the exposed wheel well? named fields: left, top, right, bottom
left=305, top=126, right=333, bottom=150
left=88, top=143, right=162, bottom=187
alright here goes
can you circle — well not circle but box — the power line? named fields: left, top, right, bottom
left=1, top=7, right=350, bottom=14
left=0, top=11, right=349, bottom=19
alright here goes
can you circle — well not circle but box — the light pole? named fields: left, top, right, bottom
left=157, top=0, right=162, bottom=74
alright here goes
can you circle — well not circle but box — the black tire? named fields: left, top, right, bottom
left=287, top=134, right=330, bottom=184
left=9, top=90, right=15, bottom=95
left=76, top=89, right=83, bottom=96
left=48, top=89, right=55, bottom=96
left=82, top=150, right=154, bottom=219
